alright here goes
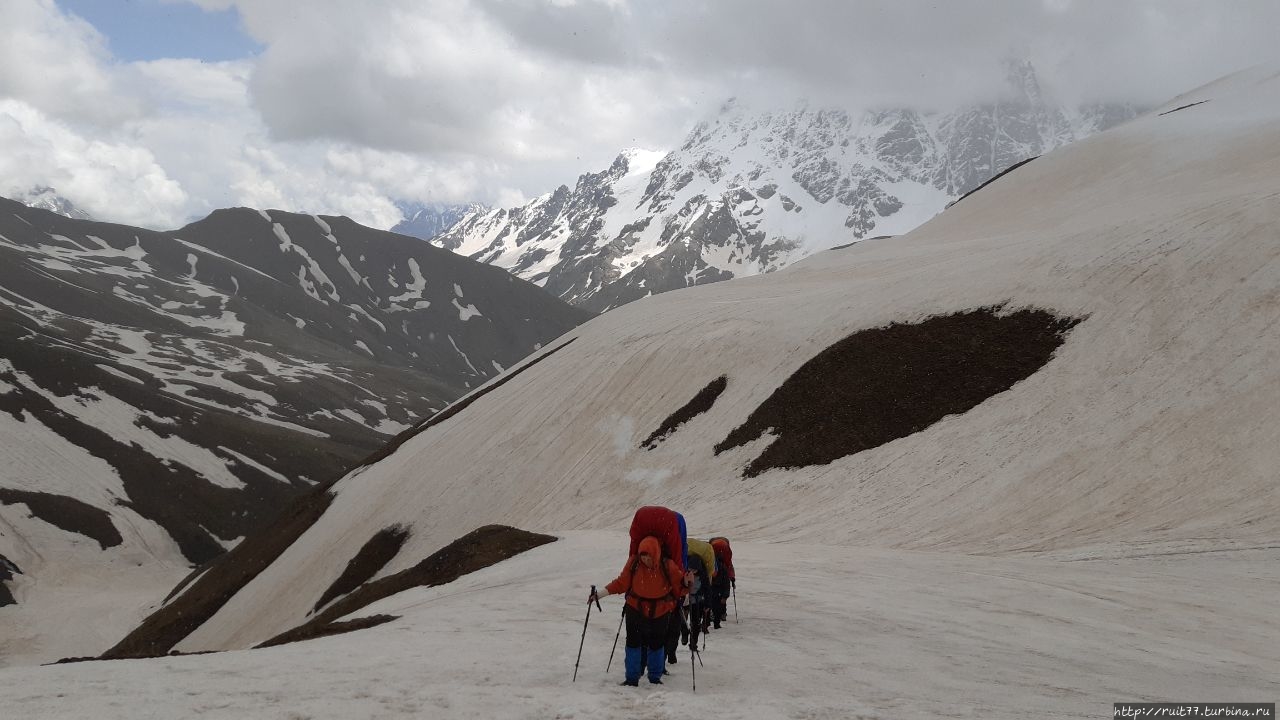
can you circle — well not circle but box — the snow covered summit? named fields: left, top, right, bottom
left=438, top=61, right=1139, bottom=310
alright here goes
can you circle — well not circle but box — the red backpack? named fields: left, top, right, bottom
left=628, top=506, right=685, bottom=572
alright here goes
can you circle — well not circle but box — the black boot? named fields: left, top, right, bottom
left=619, top=679, right=639, bottom=687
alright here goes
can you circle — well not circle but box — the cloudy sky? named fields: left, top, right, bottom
left=1, top=0, right=1277, bottom=230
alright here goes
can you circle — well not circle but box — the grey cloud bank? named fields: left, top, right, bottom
left=1, top=0, right=1277, bottom=229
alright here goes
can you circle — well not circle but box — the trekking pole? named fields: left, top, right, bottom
left=691, top=643, right=696, bottom=692
left=605, top=606, right=625, bottom=673
left=573, top=586, right=603, bottom=682
left=732, top=584, right=739, bottom=624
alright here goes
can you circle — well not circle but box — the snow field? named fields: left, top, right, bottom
left=1, top=533, right=1275, bottom=719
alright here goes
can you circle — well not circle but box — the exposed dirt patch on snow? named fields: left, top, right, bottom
left=261, top=615, right=401, bottom=648
left=0, top=554, right=20, bottom=606
left=640, top=375, right=727, bottom=450
left=715, top=306, right=1082, bottom=477
left=101, top=486, right=337, bottom=659
left=257, top=525, right=555, bottom=648
left=311, top=525, right=410, bottom=614
left=0, top=489, right=122, bottom=549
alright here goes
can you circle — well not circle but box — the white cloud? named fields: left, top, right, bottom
left=0, top=0, right=138, bottom=125
left=0, top=99, right=188, bottom=227
left=2, top=0, right=1279, bottom=229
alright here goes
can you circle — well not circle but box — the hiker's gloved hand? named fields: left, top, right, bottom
left=590, top=588, right=608, bottom=603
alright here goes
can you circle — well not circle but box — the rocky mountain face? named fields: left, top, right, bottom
left=0, top=196, right=590, bottom=662
left=391, top=202, right=485, bottom=242
left=437, top=62, right=1139, bottom=311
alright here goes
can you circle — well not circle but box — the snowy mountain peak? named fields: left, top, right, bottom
left=14, top=186, right=93, bottom=221
left=437, top=67, right=1140, bottom=311
left=614, top=147, right=667, bottom=178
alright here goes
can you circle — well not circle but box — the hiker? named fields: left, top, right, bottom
left=709, top=536, right=735, bottom=628
left=625, top=507, right=690, bottom=672
left=663, top=512, right=690, bottom=665
left=684, top=537, right=717, bottom=651
left=591, top=535, right=687, bottom=686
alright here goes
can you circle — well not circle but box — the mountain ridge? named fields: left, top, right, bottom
left=0, top=197, right=591, bottom=664
left=437, top=62, right=1140, bottom=310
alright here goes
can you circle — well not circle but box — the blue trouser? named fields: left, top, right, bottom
left=623, top=646, right=667, bottom=683
left=623, top=605, right=668, bottom=683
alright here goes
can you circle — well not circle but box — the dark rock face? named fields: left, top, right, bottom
left=312, top=525, right=411, bottom=613
left=0, top=554, right=20, bottom=607
left=641, top=376, right=728, bottom=451
left=255, top=525, right=555, bottom=650
left=0, top=489, right=123, bottom=550
left=437, top=63, right=1140, bottom=311
left=0, top=196, right=592, bottom=607
left=715, top=307, right=1083, bottom=477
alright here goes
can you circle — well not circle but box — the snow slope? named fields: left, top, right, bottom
left=5, top=68, right=1280, bottom=717
left=3, top=533, right=1275, bottom=720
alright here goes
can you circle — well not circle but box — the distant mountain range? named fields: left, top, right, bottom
left=0, top=196, right=590, bottom=663
left=391, top=202, right=486, bottom=241
left=436, top=61, right=1140, bottom=310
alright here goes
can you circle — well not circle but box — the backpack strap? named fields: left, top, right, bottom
left=625, top=556, right=675, bottom=618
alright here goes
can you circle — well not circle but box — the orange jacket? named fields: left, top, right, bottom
left=606, top=537, right=686, bottom=618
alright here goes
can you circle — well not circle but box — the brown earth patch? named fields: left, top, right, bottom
left=714, top=306, right=1082, bottom=477
left=0, top=489, right=122, bottom=549
left=161, top=564, right=210, bottom=605
left=101, top=485, right=335, bottom=659
left=257, top=525, right=555, bottom=648
left=258, top=615, right=400, bottom=647
left=640, top=375, right=728, bottom=450
left=0, top=553, right=20, bottom=606
left=312, top=525, right=410, bottom=613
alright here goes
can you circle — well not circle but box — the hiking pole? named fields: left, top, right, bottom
left=732, top=583, right=739, bottom=624
left=605, top=606, right=625, bottom=673
left=573, top=586, right=603, bottom=682
left=690, top=643, right=696, bottom=692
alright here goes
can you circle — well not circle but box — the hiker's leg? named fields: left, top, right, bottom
left=623, top=606, right=643, bottom=683
left=645, top=615, right=667, bottom=682
left=664, top=611, right=680, bottom=662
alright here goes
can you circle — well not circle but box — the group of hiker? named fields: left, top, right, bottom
left=580, top=505, right=737, bottom=688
